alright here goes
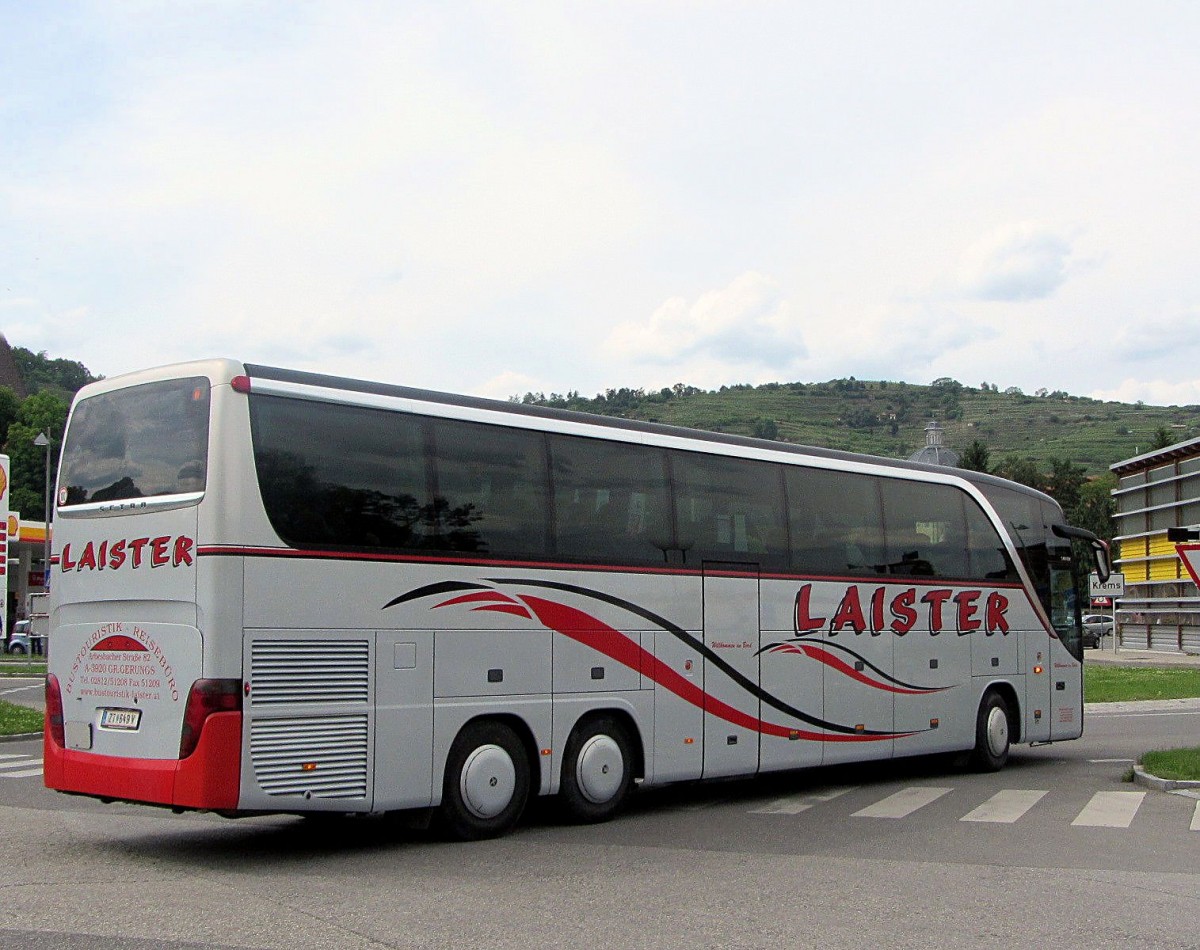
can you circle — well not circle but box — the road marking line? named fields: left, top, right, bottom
left=0, top=754, right=29, bottom=760
left=1089, top=758, right=1135, bottom=763
left=749, top=787, right=853, bottom=814
left=2, top=768, right=43, bottom=779
left=1071, top=791, right=1145, bottom=827
left=960, top=789, right=1048, bottom=823
left=0, top=758, right=41, bottom=771
left=1191, top=801, right=1200, bottom=832
left=853, top=786, right=951, bottom=819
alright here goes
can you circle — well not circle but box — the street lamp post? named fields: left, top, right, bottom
left=33, top=432, right=51, bottom=587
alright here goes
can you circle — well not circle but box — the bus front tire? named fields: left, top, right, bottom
left=559, top=716, right=633, bottom=823
left=438, top=720, right=530, bottom=841
left=970, top=691, right=1011, bottom=772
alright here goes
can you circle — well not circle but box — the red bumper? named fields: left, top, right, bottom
left=43, top=712, right=242, bottom=811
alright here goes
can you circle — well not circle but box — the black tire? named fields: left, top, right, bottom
left=438, top=720, right=530, bottom=841
left=559, top=715, right=634, bottom=824
left=970, top=691, right=1011, bottom=772
left=8, top=644, right=25, bottom=656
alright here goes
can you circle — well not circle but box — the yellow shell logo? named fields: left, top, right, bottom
left=0, top=466, right=7, bottom=501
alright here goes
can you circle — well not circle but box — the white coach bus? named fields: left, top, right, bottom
left=44, top=360, right=1108, bottom=839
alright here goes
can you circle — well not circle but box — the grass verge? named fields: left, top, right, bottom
left=1083, top=665, right=1200, bottom=703
left=0, top=699, right=43, bottom=736
left=1140, top=747, right=1200, bottom=782
left=0, top=662, right=46, bottom=677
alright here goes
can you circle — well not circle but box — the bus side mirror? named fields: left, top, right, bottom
left=1166, top=527, right=1200, bottom=542
left=1052, top=524, right=1111, bottom=583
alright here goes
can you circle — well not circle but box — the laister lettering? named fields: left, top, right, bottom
left=920, top=589, right=952, bottom=634
left=150, top=536, right=170, bottom=568
left=109, top=539, right=127, bottom=569
left=173, top=536, right=194, bottom=567
left=986, top=592, right=1010, bottom=634
left=794, top=585, right=826, bottom=632
left=830, top=586, right=867, bottom=634
left=129, top=537, right=150, bottom=568
left=954, top=591, right=981, bottom=634
left=890, top=588, right=917, bottom=634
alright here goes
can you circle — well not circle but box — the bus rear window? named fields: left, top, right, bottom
left=59, top=377, right=210, bottom=505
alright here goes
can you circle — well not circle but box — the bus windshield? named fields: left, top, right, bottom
left=58, top=377, right=211, bottom=505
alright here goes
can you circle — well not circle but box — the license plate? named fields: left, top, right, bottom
left=99, top=708, right=142, bottom=731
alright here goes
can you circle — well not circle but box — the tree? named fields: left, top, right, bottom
left=1070, top=474, right=1117, bottom=546
left=1151, top=426, right=1174, bottom=450
left=0, top=386, right=19, bottom=447
left=992, top=456, right=1045, bottom=492
left=959, top=440, right=991, bottom=473
left=1045, top=456, right=1087, bottom=513
left=6, top=391, right=70, bottom=521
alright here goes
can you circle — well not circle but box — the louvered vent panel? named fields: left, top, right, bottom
left=250, top=640, right=370, bottom=706
left=250, top=715, right=369, bottom=799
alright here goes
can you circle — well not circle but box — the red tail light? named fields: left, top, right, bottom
left=45, top=674, right=65, bottom=747
left=180, top=679, right=242, bottom=759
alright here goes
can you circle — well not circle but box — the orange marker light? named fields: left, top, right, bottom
left=684, top=737, right=695, bottom=744
left=301, top=763, right=317, bottom=772
left=1033, top=665, right=1044, bottom=675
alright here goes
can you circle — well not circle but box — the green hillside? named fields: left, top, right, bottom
left=516, top=378, right=1200, bottom=477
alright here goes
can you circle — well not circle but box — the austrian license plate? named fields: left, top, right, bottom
left=99, top=708, right=142, bottom=731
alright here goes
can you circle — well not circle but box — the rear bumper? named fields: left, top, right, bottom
left=43, top=712, right=242, bottom=811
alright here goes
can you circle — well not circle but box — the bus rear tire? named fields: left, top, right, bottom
left=438, top=720, right=530, bottom=841
left=970, top=691, right=1011, bottom=772
left=559, top=715, right=633, bottom=823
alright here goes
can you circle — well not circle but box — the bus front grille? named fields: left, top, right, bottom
left=249, top=714, right=369, bottom=799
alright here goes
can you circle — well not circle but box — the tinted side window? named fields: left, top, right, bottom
left=250, top=395, right=429, bottom=550
left=429, top=419, right=549, bottom=558
left=788, top=467, right=885, bottom=575
left=964, top=498, right=1018, bottom=581
left=673, top=452, right=787, bottom=568
left=879, top=479, right=972, bottom=578
left=550, top=435, right=671, bottom=565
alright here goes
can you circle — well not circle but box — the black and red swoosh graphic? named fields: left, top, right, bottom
left=385, top=579, right=929, bottom=742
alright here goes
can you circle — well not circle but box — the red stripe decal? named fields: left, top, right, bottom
left=797, top=644, right=944, bottom=695
left=519, top=596, right=900, bottom=743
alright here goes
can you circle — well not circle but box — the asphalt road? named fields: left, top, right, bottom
left=0, top=697, right=1197, bottom=949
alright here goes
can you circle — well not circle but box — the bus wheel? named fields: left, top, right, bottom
left=970, top=691, right=1011, bottom=772
left=560, top=716, right=633, bottom=823
left=438, top=721, right=530, bottom=841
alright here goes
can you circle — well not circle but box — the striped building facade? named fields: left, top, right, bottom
left=1111, top=437, right=1200, bottom=653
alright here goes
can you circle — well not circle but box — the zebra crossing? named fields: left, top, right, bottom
left=0, top=752, right=42, bottom=779
left=748, top=783, right=1200, bottom=830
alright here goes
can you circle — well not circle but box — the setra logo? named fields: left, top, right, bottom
left=57, top=535, right=195, bottom=573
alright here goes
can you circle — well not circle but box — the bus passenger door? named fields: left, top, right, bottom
left=702, top=565, right=761, bottom=779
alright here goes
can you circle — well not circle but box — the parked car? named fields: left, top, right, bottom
left=4, top=619, right=31, bottom=655
left=1082, top=614, right=1114, bottom=649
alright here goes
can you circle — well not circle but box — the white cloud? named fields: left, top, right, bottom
left=605, top=272, right=805, bottom=375
left=1092, top=378, right=1200, bottom=407
left=953, top=223, right=1075, bottom=302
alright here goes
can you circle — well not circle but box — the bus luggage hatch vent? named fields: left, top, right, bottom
left=250, top=714, right=369, bottom=799
left=250, top=639, right=370, bottom=706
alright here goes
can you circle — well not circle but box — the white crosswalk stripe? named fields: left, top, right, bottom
left=748, top=784, right=1197, bottom=831
left=852, top=786, right=952, bottom=819
left=1071, top=791, right=1146, bottom=828
left=749, top=786, right=853, bottom=814
left=960, top=789, right=1048, bottom=823
left=0, top=754, right=42, bottom=778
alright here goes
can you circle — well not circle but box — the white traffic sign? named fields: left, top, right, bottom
left=1177, top=544, right=1200, bottom=587
left=1089, top=573, right=1125, bottom=599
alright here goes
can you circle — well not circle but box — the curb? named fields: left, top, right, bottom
left=1132, top=765, right=1200, bottom=793
left=0, top=732, right=41, bottom=744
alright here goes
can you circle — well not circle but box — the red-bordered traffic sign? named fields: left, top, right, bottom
left=1177, top=543, right=1200, bottom=587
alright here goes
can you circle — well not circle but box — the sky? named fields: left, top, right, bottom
left=3, top=2, right=1199, bottom=406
